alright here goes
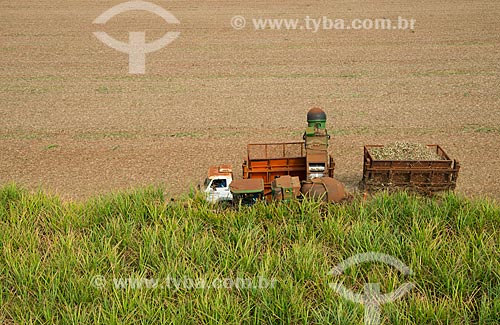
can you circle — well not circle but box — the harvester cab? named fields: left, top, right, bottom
left=203, top=165, right=233, bottom=203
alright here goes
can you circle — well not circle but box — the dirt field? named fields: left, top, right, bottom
left=1, top=0, right=499, bottom=200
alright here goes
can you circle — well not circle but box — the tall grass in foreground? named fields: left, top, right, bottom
left=0, top=183, right=498, bottom=324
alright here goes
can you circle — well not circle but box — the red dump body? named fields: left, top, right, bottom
left=242, top=142, right=335, bottom=197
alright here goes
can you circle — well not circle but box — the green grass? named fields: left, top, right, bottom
left=0, top=184, right=498, bottom=324
left=412, top=70, right=496, bottom=78
left=462, top=125, right=500, bottom=134
left=95, top=85, right=123, bottom=94
left=43, top=144, right=59, bottom=150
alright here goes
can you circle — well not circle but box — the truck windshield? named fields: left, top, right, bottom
left=212, top=179, right=227, bottom=188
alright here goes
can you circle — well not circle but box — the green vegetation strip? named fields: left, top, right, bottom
left=0, top=184, right=498, bottom=324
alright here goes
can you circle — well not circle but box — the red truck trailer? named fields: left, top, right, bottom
left=242, top=141, right=335, bottom=198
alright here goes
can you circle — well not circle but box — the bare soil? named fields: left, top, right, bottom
left=0, top=0, right=499, bottom=200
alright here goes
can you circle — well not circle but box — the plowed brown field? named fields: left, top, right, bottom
left=1, top=0, right=499, bottom=199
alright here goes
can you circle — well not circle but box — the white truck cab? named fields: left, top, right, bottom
left=202, top=165, right=233, bottom=203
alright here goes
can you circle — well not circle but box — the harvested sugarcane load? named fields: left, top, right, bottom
left=369, top=141, right=443, bottom=161
left=362, top=143, right=460, bottom=193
